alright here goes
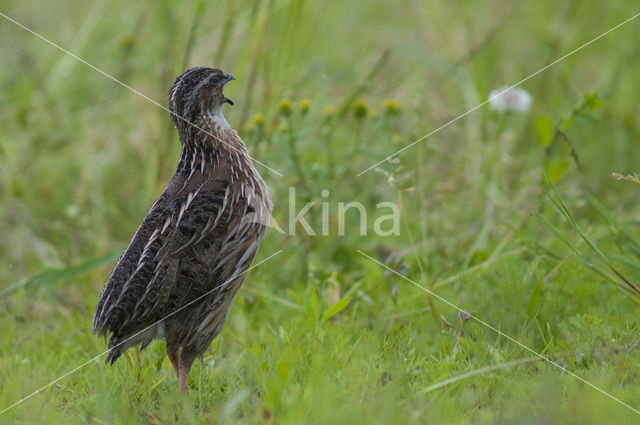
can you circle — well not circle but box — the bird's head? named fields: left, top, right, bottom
left=168, top=67, right=236, bottom=131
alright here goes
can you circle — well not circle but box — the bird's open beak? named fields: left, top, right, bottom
left=222, top=73, right=236, bottom=105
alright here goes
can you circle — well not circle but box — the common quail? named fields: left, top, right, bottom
left=93, top=67, right=272, bottom=391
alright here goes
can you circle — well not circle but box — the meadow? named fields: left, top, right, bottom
left=1, top=0, right=640, bottom=423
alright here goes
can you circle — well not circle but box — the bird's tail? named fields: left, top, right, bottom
left=104, top=324, right=160, bottom=365
left=105, top=335, right=123, bottom=365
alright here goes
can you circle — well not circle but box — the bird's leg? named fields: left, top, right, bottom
left=178, top=355, right=195, bottom=392
left=166, top=345, right=181, bottom=381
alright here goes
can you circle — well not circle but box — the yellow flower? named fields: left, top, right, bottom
left=353, top=99, right=367, bottom=119
left=323, top=105, right=335, bottom=116
left=254, top=113, right=265, bottom=125
left=382, top=99, right=402, bottom=115
left=300, top=99, right=310, bottom=115
left=278, top=99, right=292, bottom=116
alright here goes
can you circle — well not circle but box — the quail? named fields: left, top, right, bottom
left=93, top=67, right=272, bottom=391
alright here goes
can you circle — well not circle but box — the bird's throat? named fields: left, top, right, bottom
left=207, top=107, right=231, bottom=130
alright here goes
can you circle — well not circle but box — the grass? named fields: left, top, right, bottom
left=1, top=0, right=640, bottom=423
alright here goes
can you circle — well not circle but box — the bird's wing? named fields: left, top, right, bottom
left=92, top=181, right=234, bottom=338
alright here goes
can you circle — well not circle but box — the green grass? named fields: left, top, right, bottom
left=2, top=0, right=640, bottom=423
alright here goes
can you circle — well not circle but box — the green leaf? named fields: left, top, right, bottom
left=582, top=92, right=604, bottom=111
left=534, top=115, right=554, bottom=147
left=544, top=158, right=569, bottom=182
left=321, top=296, right=352, bottom=323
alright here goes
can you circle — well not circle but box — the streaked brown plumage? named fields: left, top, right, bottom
left=93, top=67, right=272, bottom=391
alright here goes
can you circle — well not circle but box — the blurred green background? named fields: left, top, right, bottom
left=1, top=0, right=640, bottom=423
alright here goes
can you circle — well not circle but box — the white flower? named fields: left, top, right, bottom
left=65, top=204, right=79, bottom=217
left=488, top=86, right=532, bottom=113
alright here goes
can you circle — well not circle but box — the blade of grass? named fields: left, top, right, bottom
left=537, top=213, right=632, bottom=296
left=420, top=356, right=543, bottom=394
left=244, top=286, right=303, bottom=310
left=0, top=250, right=122, bottom=299
left=432, top=248, right=526, bottom=290
left=181, top=0, right=205, bottom=69
left=587, top=193, right=640, bottom=251
left=214, top=0, right=236, bottom=64
left=541, top=172, right=640, bottom=300
left=544, top=172, right=608, bottom=263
